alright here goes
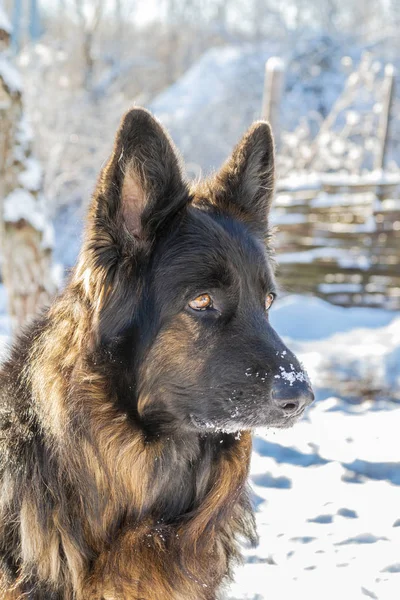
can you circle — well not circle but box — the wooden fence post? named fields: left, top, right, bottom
left=261, top=57, right=285, bottom=148
left=375, top=64, right=395, bottom=171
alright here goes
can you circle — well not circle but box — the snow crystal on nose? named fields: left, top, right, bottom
left=279, top=366, right=307, bottom=386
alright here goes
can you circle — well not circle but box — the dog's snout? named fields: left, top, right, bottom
left=271, top=380, right=314, bottom=415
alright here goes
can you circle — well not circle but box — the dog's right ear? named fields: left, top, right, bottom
left=89, top=107, right=188, bottom=249
left=76, top=109, right=188, bottom=343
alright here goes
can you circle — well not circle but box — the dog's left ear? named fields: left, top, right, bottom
left=208, top=121, right=275, bottom=232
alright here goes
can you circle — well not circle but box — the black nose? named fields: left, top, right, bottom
left=271, top=380, right=314, bottom=415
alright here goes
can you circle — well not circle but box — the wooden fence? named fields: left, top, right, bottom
left=272, top=173, right=400, bottom=310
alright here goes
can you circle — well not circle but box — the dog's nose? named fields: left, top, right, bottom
left=271, top=380, right=314, bottom=415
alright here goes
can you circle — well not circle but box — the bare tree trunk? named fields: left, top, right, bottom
left=74, top=0, right=104, bottom=93
left=0, top=10, right=56, bottom=332
left=29, top=0, right=43, bottom=42
left=10, top=0, right=22, bottom=53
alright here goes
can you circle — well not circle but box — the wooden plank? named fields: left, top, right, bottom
left=272, top=169, right=400, bottom=309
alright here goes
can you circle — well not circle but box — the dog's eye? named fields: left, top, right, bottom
left=265, top=293, right=275, bottom=311
left=189, top=294, right=213, bottom=311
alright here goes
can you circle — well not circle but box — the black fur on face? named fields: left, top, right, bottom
left=84, top=108, right=314, bottom=438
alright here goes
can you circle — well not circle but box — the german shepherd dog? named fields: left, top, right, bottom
left=0, top=108, right=313, bottom=599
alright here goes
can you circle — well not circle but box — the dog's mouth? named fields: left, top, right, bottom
left=268, top=406, right=306, bottom=429
left=189, top=414, right=243, bottom=434
left=189, top=403, right=306, bottom=433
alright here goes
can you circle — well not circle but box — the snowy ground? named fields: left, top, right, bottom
left=225, top=297, right=400, bottom=600
left=0, top=287, right=399, bottom=600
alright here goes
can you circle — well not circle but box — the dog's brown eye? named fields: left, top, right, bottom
left=189, top=294, right=213, bottom=311
left=265, top=293, right=275, bottom=311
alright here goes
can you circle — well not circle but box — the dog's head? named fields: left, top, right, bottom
left=76, top=108, right=313, bottom=436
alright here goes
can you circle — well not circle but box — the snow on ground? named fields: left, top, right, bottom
left=272, top=295, right=400, bottom=401
left=224, top=298, right=400, bottom=600
left=225, top=397, right=400, bottom=600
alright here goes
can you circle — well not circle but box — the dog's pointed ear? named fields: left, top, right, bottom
left=94, top=107, right=187, bottom=244
left=208, top=121, right=275, bottom=231
left=77, top=109, right=188, bottom=345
